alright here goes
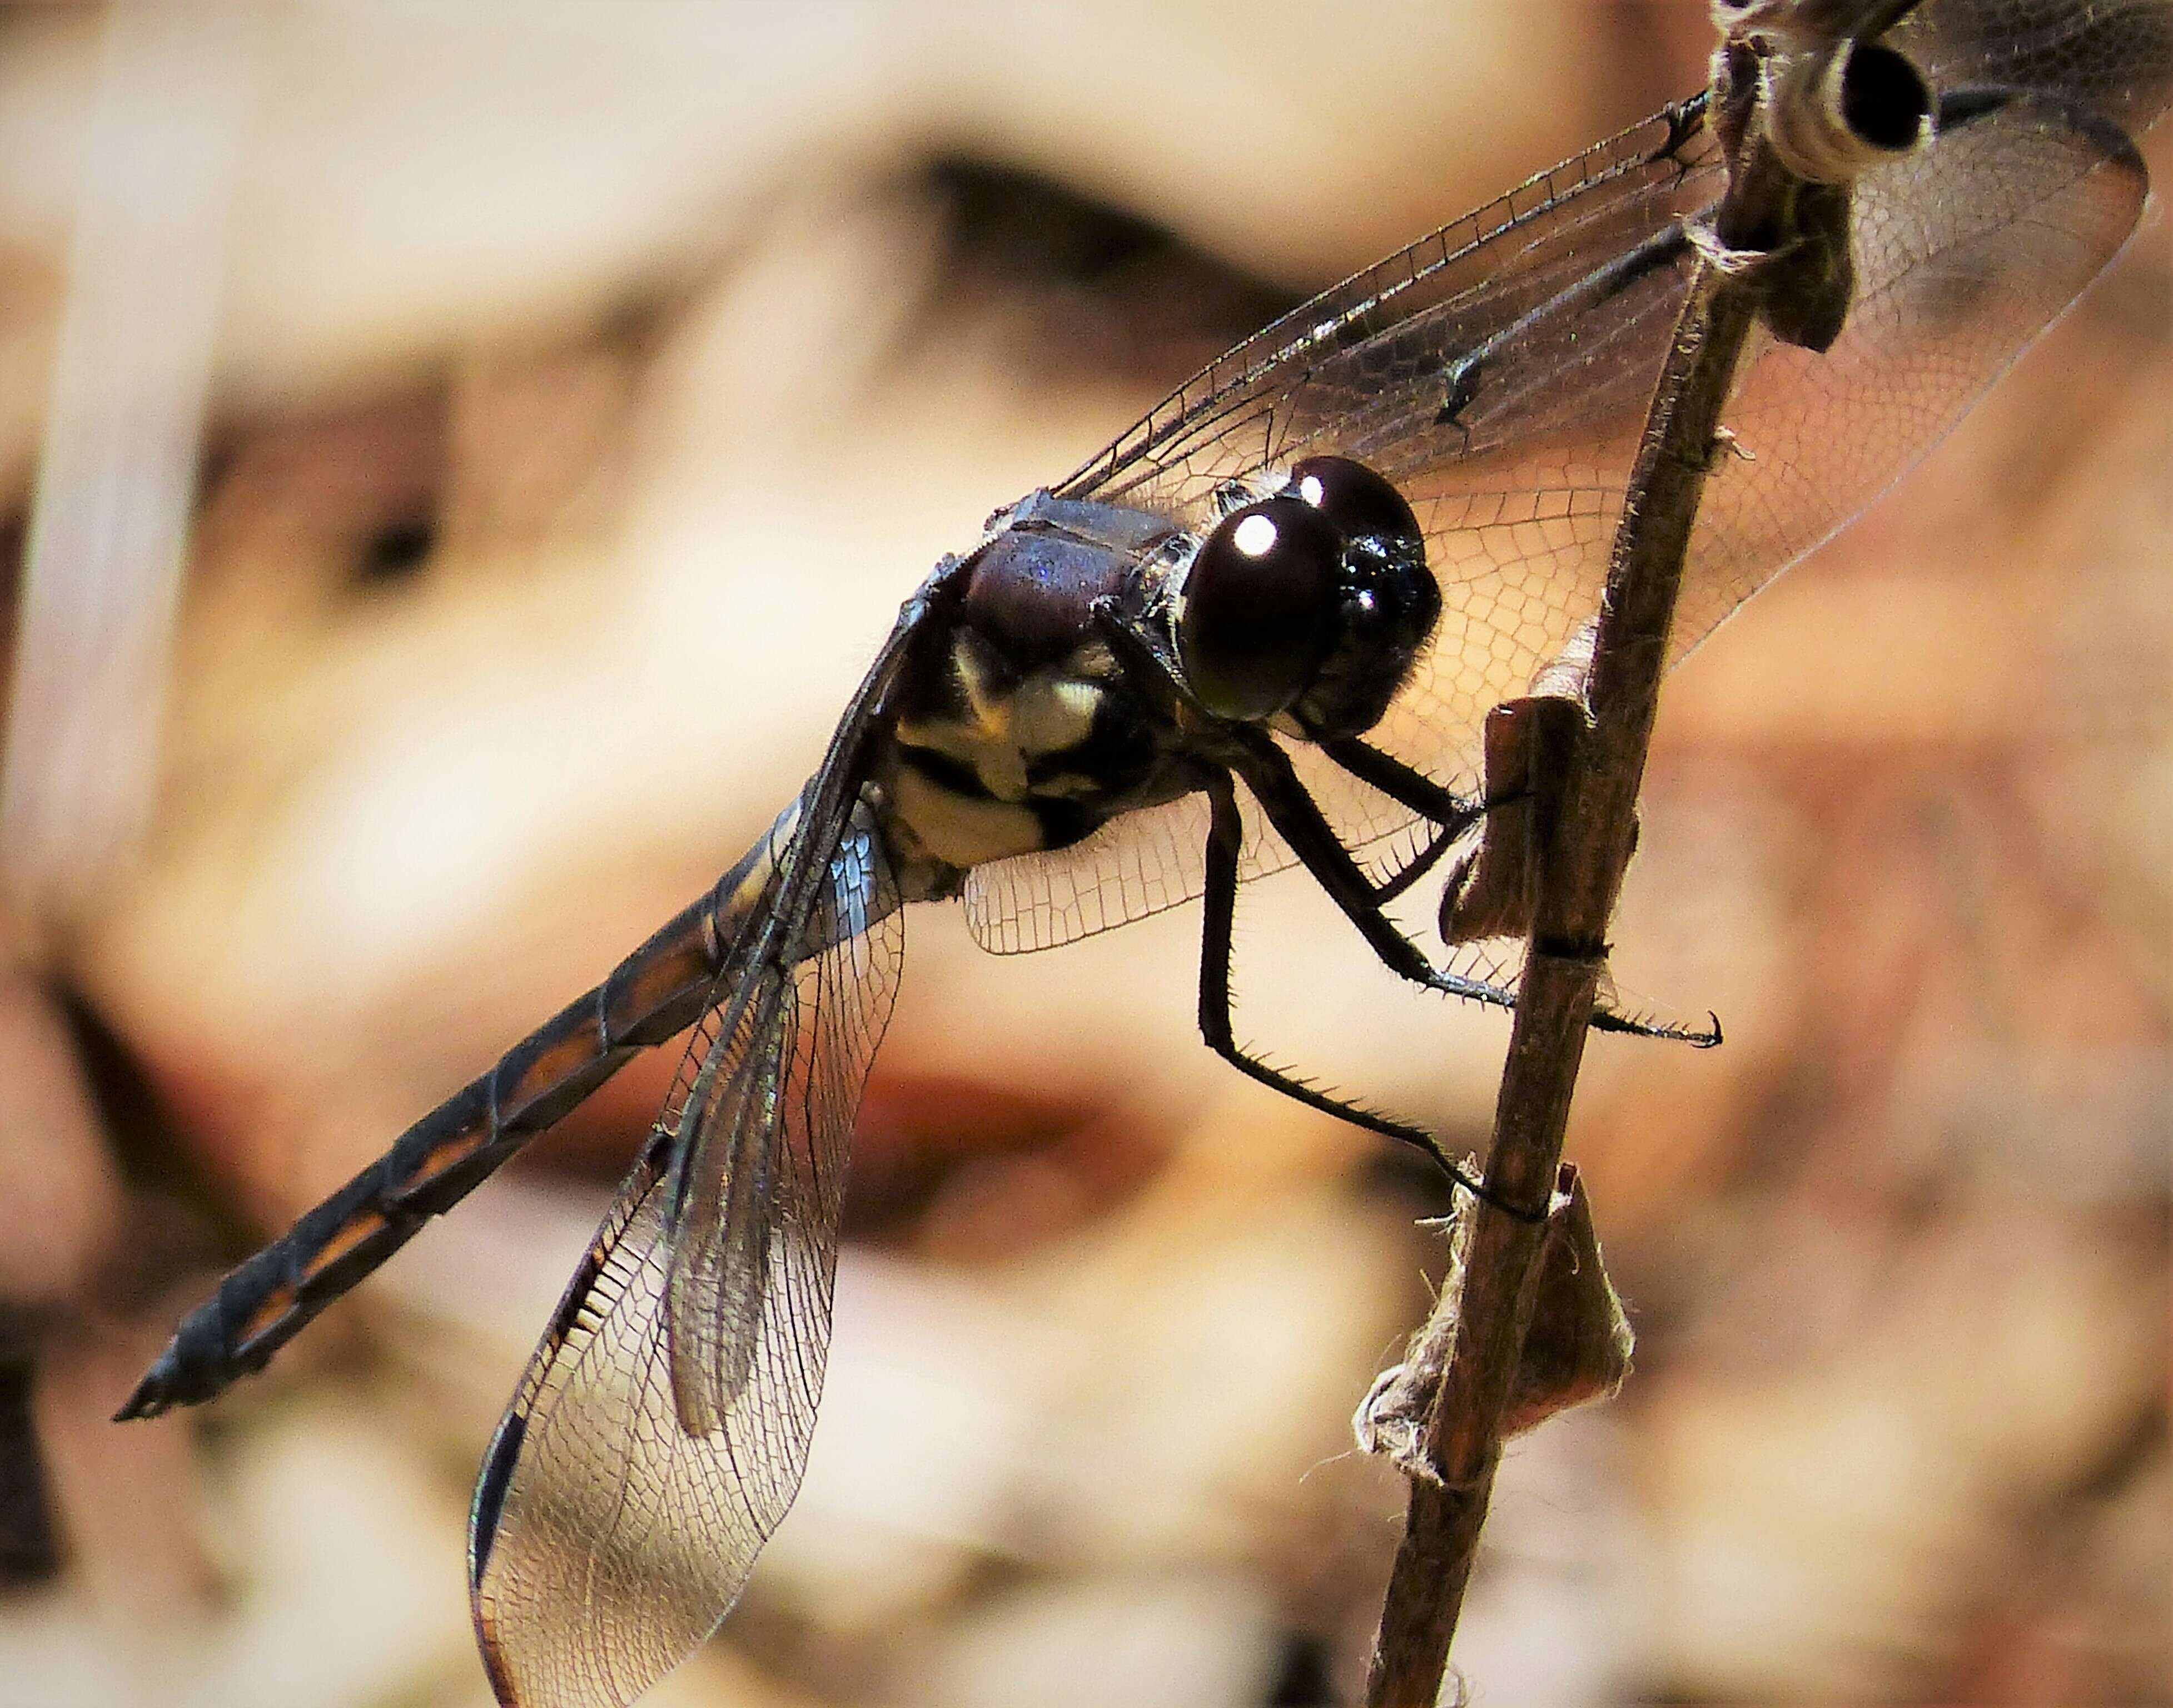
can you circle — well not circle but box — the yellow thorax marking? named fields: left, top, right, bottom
left=894, top=634, right=1104, bottom=803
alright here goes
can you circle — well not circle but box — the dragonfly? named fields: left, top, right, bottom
left=117, top=4, right=2167, bottom=1705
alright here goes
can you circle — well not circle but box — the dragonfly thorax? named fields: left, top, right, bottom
left=876, top=458, right=1439, bottom=886
left=876, top=505, right=1192, bottom=881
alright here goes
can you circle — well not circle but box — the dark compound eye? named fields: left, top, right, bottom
left=1177, top=496, right=1342, bottom=722
left=1287, top=455, right=1421, bottom=548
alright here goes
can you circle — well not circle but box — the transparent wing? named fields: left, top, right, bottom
left=964, top=788, right=1211, bottom=956
left=968, top=2, right=2163, bottom=958
left=466, top=816, right=903, bottom=1708
left=961, top=754, right=1446, bottom=956
left=1909, top=0, right=2173, bottom=131
left=1386, top=78, right=2152, bottom=810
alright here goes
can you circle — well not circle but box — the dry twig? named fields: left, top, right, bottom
left=1359, top=7, right=1938, bottom=1701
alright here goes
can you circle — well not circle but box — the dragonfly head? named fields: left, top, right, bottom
left=1173, top=455, right=1438, bottom=736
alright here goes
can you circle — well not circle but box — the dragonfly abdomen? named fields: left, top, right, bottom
left=112, top=811, right=796, bottom=1420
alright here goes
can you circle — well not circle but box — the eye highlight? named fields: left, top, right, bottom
left=1230, top=510, right=1282, bottom=558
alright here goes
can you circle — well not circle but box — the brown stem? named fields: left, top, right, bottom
left=1361, top=136, right=1788, bottom=1708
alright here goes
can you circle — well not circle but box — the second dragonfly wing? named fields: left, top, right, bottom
left=468, top=806, right=904, bottom=1708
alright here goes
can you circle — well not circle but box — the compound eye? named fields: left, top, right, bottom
left=1289, top=455, right=1421, bottom=548
left=1177, top=496, right=1342, bottom=722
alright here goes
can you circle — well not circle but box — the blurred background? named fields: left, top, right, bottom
left=0, top=3, right=2165, bottom=1705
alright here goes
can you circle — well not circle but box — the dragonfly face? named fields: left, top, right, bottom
left=115, top=6, right=2170, bottom=1704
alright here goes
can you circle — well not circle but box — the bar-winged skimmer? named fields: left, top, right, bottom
left=118, top=5, right=2169, bottom=1704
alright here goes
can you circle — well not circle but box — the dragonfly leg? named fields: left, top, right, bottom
left=1312, top=734, right=1485, bottom=905
left=1196, top=769, right=1540, bottom=1218
left=1233, top=730, right=1714, bottom=1044
left=1230, top=733, right=1519, bottom=1008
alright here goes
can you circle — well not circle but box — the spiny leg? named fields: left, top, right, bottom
left=1235, top=729, right=1713, bottom=1043
left=1195, top=768, right=1537, bottom=1218
left=1231, top=731, right=1520, bottom=1010
left=1312, top=734, right=1486, bottom=905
